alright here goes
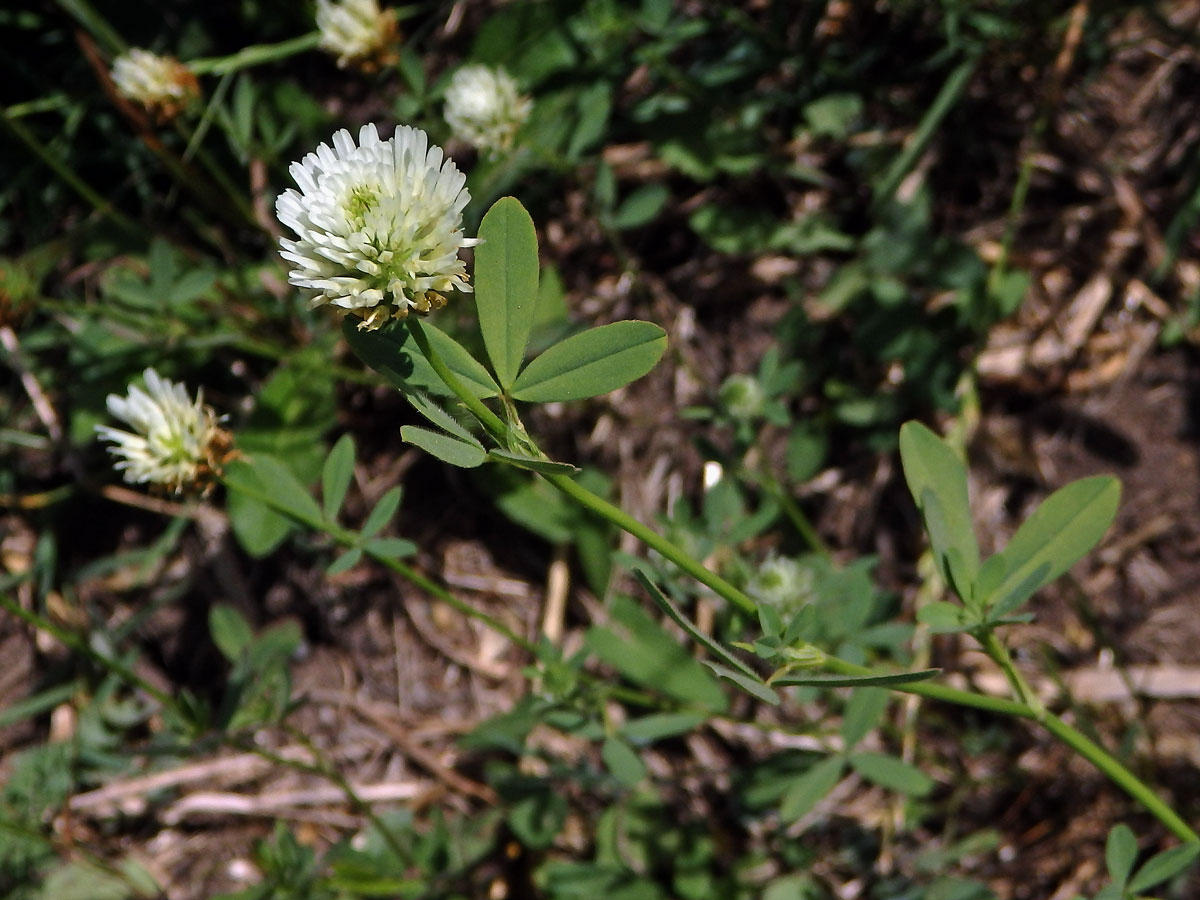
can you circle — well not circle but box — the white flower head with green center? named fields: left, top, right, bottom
left=316, top=0, right=399, bottom=70
left=444, top=64, right=532, bottom=155
left=276, top=124, right=477, bottom=330
left=95, top=369, right=229, bottom=495
left=111, top=49, right=199, bottom=120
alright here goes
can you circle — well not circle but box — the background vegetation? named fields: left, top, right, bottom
left=3, top=1, right=1200, bottom=898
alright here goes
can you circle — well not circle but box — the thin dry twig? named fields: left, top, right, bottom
left=99, top=484, right=202, bottom=519
left=315, top=691, right=499, bottom=805
left=541, top=544, right=570, bottom=645
left=68, top=747, right=317, bottom=815
left=0, top=325, right=62, bottom=442
left=162, top=781, right=429, bottom=826
left=404, top=595, right=511, bottom=680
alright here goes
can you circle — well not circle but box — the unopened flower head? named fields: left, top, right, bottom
left=276, top=124, right=477, bottom=330
left=749, top=555, right=816, bottom=618
left=719, top=373, right=765, bottom=422
left=95, top=369, right=231, bottom=495
left=316, top=0, right=399, bottom=71
left=111, top=49, right=200, bottom=121
left=444, top=65, right=532, bottom=155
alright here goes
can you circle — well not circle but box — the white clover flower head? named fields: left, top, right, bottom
left=749, top=555, right=816, bottom=618
left=444, top=64, right=532, bottom=155
left=111, top=49, right=199, bottom=121
left=95, top=369, right=231, bottom=495
left=316, top=0, right=399, bottom=71
left=276, top=124, right=477, bottom=330
left=718, top=373, right=765, bottom=421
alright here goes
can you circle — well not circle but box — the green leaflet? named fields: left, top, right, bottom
left=400, top=426, right=486, bottom=468
left=898, top=421, right=980, bottom=601
left=475, top=197, right=540, bottom=390
left=984, top=475, right=1120, bottom=620
left=511, top=321, right=667, bottom=402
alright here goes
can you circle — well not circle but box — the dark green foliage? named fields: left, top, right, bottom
left=4, top=1, right=1196, bottom=898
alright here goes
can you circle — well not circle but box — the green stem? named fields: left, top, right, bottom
left=170, top=130, right=261, bottom=230
left=555, top=464, right=1197, bottom=840
left=534, top=444, right=1194, bottom=843
left=980, top=629, right=1044, bottom=718
left=541, top=452, right=1195, bottom=843
left=56, top=0, right=125, bottom=54
left=0, top=591, right=172, bottom=708
left=988, top=5, right=1081, bottom=300
left=406, top=318, right=510, bottom=444
left=542, top=471, right=757, bottom=618
left=873, top=57, right=977, bottom=209
left=989, top=142, right=1036, bottom=294
left=0, top=428, right=52, bottom=450
left=183, top=70, right=233, bottom=162
left=748, top=468, right=829, bottom=558
left=188, top=32, right=320, bottom=76
left=278, top=725, right=413, bottom=864
left=4, top=95, right=71, bottom=119
left=821, top=655, right=1198, bottom=843
left=408, top=327, right=754, bottom=615
left=409, top=327, right=758, bottom=615
left=379, top=553, right=532, bottom=654
left=219, top=472, right=532, bottom=653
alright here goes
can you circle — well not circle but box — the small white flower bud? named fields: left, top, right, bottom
left=718, top=374, right=765, bottom=421
left=96, top=369, right=231, bottom=495
left=749, top=556, right=816, bottom=617
left=316, top=0, right=399, bottom=71
left=111, top=50, right=200, bottom=121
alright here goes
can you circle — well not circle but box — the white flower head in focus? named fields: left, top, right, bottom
left=95, top=369, right=231, bottom=495
left=316, top=0, right=399, bottom=71
left=444, top=64, right=532, bottom=155
left=111, top=49, right=200, bottom=121
left=275, top=124, right=477, bottom=330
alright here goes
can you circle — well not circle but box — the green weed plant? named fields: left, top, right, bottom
left=1, top=1, right=1197, bottom=898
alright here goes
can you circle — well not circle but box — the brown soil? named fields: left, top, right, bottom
left=5, top=3, right=1200, bottom=898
